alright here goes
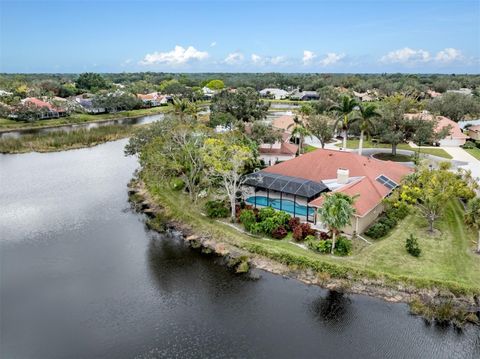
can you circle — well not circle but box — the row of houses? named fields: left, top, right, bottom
left=259, top=88, right=320, bottom=101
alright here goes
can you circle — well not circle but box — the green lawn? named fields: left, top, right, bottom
left=145, top=178, right=480, bottom=295
left=465, top=147, right=480, bottom=160
left=336, top=139, right=452, bottom=159
left=354, top=200, right=480, bottom=288
left=0, top=105, right=173, bottom=132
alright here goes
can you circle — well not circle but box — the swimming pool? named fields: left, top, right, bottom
left=245, top=196, right=315, bottom=217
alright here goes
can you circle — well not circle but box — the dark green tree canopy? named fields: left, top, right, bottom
left=75, top=73, right=109, bottom=92
left=210, top=87, right=270, bottom=122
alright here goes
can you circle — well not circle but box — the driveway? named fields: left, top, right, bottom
left=441, top=147, right=480, bottom=184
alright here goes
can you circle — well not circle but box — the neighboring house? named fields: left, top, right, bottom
left=21, top=97, right=67, bottom=119
left=467, top=125, right=480, bottom=141
left=254, top=115, right=299, bottom=164
left=74, top=97, right=106, bottom=114
left=289, top=90, right=319, bottom=101
left=202, top=87, right=217, bottom=99
left=458, top=119, right=480, bottom=130
left=426, top=89, right=442, bottom=98
left=243, top=149, right=412, bottom=234
left=446, top=88, right=473, bottom=96
left=259, top=141, right=298, bottom=165
left=405, top=112, right=468, bottom=147
left=259, top=88, right=289, bottom=100
left=353, top=91, right=374, bottom=102
left=272, top=114, right=296, bottom=133
left=137, top=92, right=167, bottom=107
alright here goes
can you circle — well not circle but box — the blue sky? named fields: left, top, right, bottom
left=1, top=0, right=479, bottom=73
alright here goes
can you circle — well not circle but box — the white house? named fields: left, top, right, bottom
left=259, top=88, right=289, bottom=100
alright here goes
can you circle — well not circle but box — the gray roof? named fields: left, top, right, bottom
left=244, top=171, right=328, bottom=198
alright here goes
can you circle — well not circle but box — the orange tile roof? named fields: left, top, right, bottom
left=24, top=97, right=54, bottom=110
left=272, top=115, right=295, bottom=132
left=259, top=142, right=298, bottom=155
left=263, top=149, right=413, bottom=216
left=405, top=113, right=468, bottom=140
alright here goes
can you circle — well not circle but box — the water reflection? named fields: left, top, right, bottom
left=310, top=291, right=352, bottom=325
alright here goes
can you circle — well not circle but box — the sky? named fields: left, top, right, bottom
left=0, top=0, right=479, bottom=73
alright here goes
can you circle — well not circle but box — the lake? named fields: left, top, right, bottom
left=0, top=140, right=478, bottom=358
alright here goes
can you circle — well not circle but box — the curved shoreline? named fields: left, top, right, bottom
left=128, top=178, right=480, bottom=326
left=0, top=109, right=168, bottom=134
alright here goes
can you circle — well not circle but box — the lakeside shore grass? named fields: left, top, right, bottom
left=0, top=125, right=138, bottom=153
left=0, top=105, right=173, bottom=132
left=143, top=173, right=480, bottom=297
left=336, top=139, right=452, bottom=159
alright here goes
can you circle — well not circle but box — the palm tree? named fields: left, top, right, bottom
left=173, top=97, right=198, bottom=121
left=356, top=103, right=380, bottom=155
left=465, top=197, right=480, bottom=253
left=291, top=117, right=310, bottom=154
left=317, top=192, right=356, bottom=254
left=331, top=96, right=358, bottom=149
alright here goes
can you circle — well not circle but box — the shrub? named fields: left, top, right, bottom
left=334, top=236, right=352, bottom=256
left=406, top=234, right=421, bottom=257
left=239, top=210, right=256, bottom=232
left=386, top=202, right=410, bottom=221
left=288, top=217, right=301, bottom=230
left=378, top=215, right=397, bottom=229
left=259, top=217, right=279, bottom=235
left=258, top=207, right=277, bottom=221
left=365, top=222, right=388, bottom=239
left=307, top=238, right=332, bottom=254
left=292, top=225, right=304, bottom=241
left=271, top=225, right=288, bottom=239
left=463, top=141, right=476, bottom=149
left=319, top=231, right=331, bottom=240
left=292, top=222, right=314, bottom=241
left=205, top=200, right=229, bottom=218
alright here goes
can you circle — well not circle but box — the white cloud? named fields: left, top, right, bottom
left=380, top=47, right=431, bottom=64
left=224, top=52, right=244, bottom=65
left=140, top=45, right=208, bottom=66
left=435, top=48, right=462, bottom=63
left=270, top=56, right=286, bottom=65
left=251, top=54, right=286, bottom=66
left=210, top=41, right=217, bottom=47
left=303, top=50, right=316, bottom=65
left=380, top=47, right=465, bottom=66
left=251, top=53, right=263, bottom=64
left=319, top=52, right=345, bottom=66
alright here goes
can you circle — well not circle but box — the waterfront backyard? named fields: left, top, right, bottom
left=147, top=180, right=480, bottom=294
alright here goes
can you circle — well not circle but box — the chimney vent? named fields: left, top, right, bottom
left=337, top=168, right=349, bottom=184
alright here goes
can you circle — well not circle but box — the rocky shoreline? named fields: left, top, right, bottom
left=128, top=179, right=480, bottom=326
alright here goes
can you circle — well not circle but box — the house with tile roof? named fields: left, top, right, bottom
left=405, top=112, right=468, bottom=147
left=137, top=92, right=168, bottom=107
left=272, top=114, right=296, bottom=133
left=467, top=125, right=480, bottom=141
left=243, top=149, right=413, bottom=234
left=257, top=114, right=298, bottom=165
left=21, top=97, right=67, bottom=119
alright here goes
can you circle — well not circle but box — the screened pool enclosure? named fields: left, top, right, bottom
left=243, top=171, right=328, bottom=223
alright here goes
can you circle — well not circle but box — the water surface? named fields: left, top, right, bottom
left=1, top=140, right=479, bottom=358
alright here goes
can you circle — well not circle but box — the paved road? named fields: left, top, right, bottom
left=441, top=147, right=480, bottom=183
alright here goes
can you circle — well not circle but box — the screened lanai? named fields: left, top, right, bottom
left=243, top=171, right=328, bottom=222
